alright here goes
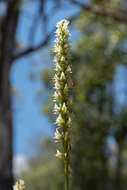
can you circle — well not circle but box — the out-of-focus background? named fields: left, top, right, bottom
left=1, top=0, right=127, bottom=190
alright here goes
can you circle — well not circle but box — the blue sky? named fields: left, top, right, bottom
left=10, top=0, right=79, bottom=157
left=10, top=0, right=127, bottom=160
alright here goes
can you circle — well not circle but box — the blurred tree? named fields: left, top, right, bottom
left=0, top=1, right=20, bottom=189
left=38, top=1, right=127, bottom=190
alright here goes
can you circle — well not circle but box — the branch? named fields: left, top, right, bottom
left=71, top=0, right=127, bottom=24
left=12, top=31, right=53, bottom=60
left=12, top=14, right=78, bottom=61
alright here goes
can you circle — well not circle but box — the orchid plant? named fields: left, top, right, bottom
left=53, top=19, right=72, bottom=190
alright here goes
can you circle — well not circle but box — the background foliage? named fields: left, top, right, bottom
left=20, top=1, right=127, bottom=190
left=1, top=0, right=127, bottom=189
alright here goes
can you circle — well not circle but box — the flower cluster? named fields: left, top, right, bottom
left=53, top=19, right=72, bottom=162
left=13, top=179, right=25, bottom=190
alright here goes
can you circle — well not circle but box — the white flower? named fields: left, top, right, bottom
left=55, top=20, right=70, bottom=44
left=62, top=102, right=67, bottom=114
left=54, top=45, right=63, bottom=54
left=55, top=63, right=62, bottom=72
left=53, top=91, right=58, bottom=101
left=55, top=28, right=62, bottom=36
left=54, top=103, right=61, bottom=114
left=61, top=56, right=65, bottom=62
left=66, top=65, right=72, bottom=74
left=53, top=91, right=62, bottom=102
left=54, top=128, right=62, bottom=141
left=60, top=72, right=66, bottom=81
left=53, top=74, right=59, bottom=83
left=13, top=179, right=25, bottom=190
left=54, top=80, right=61, bottom=90
left=56, top=150, right=63, bottom=158
left=56, top=19, right=69, bottom=29
left=56, top=114, right=65, bottom=126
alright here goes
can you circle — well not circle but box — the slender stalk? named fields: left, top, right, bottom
left=63, top=128, right=70, bottom=190
left=64, top=160, right=69, bottom=190
left=53, top=19, right=72, bottom=190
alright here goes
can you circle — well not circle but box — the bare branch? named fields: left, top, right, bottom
left=71, top=0, right=127, bottom=24
left=12, top=31, right=53, bottom=60
left=12, top=13, right=78, bottom=61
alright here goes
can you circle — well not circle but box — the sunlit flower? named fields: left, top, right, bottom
left=60, top=72, right=66, bottom=81
left=53, top=103, right=61, bottom=114
left=13, top=179, right=25, bottom=190
left=54, top=128, right=62, bottom=141
left=56, top=149, right=63, bottom=158
left=55, top=114, right=65, bottom=126
left=62, top=102, right=67, bottom=114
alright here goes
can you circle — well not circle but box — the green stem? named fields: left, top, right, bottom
left=63, top=125, right=69, bottom=190
left=64, top=160, right=69, bottom=190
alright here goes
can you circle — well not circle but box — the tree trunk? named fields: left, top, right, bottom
left=0, top=97, right=13, bottom=190
left=0, top=1, right=19, bottom=189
